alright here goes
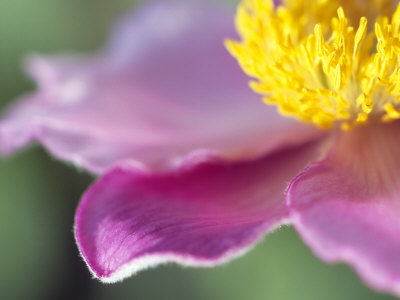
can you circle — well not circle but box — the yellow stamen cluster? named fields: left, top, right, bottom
left=226, top=0, right=400, bottom=129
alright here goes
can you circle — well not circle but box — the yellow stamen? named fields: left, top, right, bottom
left=225, top=0, right=400, bottom=129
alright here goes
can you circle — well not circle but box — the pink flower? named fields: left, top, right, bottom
left=1, top=0, right=400, bottom=297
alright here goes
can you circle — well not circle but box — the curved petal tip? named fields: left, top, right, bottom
left=75, top=140, right=322, bottom=282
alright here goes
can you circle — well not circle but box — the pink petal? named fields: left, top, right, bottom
left=287, top=123, right=400, bottom=296
left=75, top=139, right=324, bottom=282
left=0, top=2, right=319, bottom=173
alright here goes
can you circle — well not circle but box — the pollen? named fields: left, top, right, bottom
left=225, top=0, right=400, bottom=130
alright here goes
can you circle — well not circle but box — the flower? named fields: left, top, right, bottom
left=1, top=0, right=400, bottom=297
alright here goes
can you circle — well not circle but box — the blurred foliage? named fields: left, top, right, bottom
left=0, top=0, right=397, bottom=299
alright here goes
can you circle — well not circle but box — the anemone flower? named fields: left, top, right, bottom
left=1, top=0, right=400, bottom=296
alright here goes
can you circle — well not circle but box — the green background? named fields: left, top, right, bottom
left=0, top=0, right=397, bottom=299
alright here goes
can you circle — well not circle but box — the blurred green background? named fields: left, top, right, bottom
left=0, top=1, right=398, bottom=299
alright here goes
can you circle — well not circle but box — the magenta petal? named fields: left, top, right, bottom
left=0, top=2, right=319, bottom=173
left=75, top=139, right=323, bottom=282
left=287, top=123, right=400, bottom=295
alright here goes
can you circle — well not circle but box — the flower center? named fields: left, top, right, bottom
left=226, top=0, right=400, bottom=130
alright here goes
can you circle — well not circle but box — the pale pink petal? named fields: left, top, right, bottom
left=75, top=139, right=324, bottom=282
left=287, top=123, right=400, bottom=296
left=0, top=2, right=319, bottom=173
